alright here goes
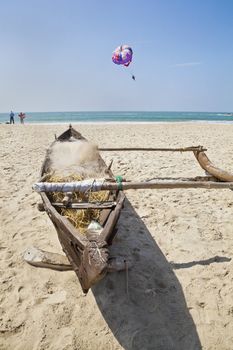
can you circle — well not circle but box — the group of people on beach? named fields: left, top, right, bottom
left=9, top=111, right=26, bottom=124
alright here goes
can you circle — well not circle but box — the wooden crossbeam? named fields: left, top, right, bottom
left=99, top=146, right=207, bottom=152
left=52, top=201, right=117, bottom=209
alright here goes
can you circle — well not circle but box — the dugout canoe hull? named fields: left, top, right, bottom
left=39, top=125, right=125, bottom=293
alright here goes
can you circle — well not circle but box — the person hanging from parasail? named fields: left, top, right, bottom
left=112, top=45, right=135, bottom=80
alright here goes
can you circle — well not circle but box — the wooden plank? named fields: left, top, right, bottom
left=52, top=201, right=117, bottom=209
left=24, top=246, right=72, bottom=271
left=100, top=192, right=125, bottom=243
left=41, top=192, right=87, bottom=249
left=24, top=247, right=132, bottom=273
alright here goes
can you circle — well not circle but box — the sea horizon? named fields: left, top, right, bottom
left=1, top=111, right=233, bottom=124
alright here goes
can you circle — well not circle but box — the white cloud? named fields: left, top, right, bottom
left=172, top=62, right=203, bottom=67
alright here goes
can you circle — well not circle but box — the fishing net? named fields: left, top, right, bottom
left=47, top=173, right=110, bottom=234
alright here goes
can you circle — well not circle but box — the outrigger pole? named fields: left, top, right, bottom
left=33, top=145, right=233, bottom=193
left=33, top=178, right=233, bottom=193
left=99, top=146, right=207, bottom=152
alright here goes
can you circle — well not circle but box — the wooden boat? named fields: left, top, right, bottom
left=33, top=127, right=233, bottom=293
left=38, top=125, right=125, bottom=293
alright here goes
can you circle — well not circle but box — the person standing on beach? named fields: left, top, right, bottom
left=18, top=112, right=26, bottom=124
left=9, top=111, right=15, bottom=124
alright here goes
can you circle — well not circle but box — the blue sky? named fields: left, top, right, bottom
left=0, top=0, right=232, bottom=112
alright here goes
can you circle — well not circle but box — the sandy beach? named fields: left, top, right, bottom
left=1, top=123, right=233, bottom=350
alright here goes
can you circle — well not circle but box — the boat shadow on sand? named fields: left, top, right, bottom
left=92, top=199, right=202, bottom=350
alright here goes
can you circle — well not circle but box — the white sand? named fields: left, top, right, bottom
left=1, top=123, right=233, bottom=350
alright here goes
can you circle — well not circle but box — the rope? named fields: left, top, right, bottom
left=115, top=175, right=123, bottom=190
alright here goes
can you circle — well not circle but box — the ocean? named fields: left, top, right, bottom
left=1, top=111, right=233, bottom=124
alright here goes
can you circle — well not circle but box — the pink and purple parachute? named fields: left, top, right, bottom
left=112, top=45, right=133, bottom=67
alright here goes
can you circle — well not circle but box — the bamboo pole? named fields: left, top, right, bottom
left=145, top=176, right=216, bottom=182
left=99, top=146, right=207, bottom=152
left=114, top=181, right=233, bottom=190
left=33, top=180, right=233, bottom=193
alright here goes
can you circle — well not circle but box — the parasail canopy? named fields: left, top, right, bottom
left=112, top=45, right=133, bottom=67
